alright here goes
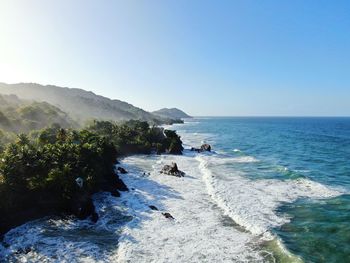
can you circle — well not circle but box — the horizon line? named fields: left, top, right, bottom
left=190, top=115, right=350, bottom=118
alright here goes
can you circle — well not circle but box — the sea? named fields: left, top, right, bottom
left=1, top=117, right=349, bottom=262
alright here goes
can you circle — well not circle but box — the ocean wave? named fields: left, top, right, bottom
left=2, top=122, right=344, bottom=262
left=179, top=132, right=215, bottom=149
left=183, top=121, right=200, bottom=125
left=116, top=155, right=267, bottom=262
left=203, top=154, right=260, bottom=164
left=196, top=154, right=343, bottom=240
left=0, top=192, right=130, bottom=262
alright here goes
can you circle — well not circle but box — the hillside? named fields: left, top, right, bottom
left=152, top=108, right=192, bottom=119
left=0, top=83, right=176, bottom=124
left=0, top=94, right=76, bottom=134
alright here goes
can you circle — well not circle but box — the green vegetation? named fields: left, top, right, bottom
left=152, top=107, right=192, bottom=119
left=0, top=94, right=77, bottom=134
left=0, top=119, right=183, bottom=235
left=0, top=83, right=185, bottom=125
left=0, top=89, right=184, bottom=235
left=0, top=128, right=118, bottom=234
left=87, top=120, right=184, bottom=155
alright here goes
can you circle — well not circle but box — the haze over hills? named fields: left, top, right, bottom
left=0, top=82, right=185, bottom=125
left=0, top=93, right=76, bottom=134
left=152, top=108, right=192, bottom=119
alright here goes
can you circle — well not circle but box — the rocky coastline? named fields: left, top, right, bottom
left=0, top=135, right=210, bottom=240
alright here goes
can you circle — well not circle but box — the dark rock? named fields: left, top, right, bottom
left=200, top=144, right=211, bottom=152
left=91, top=212, right=99, bottom=223
left=0, top=205, right=60, bottom=237
left=112, top=175, right=129, bottom=191
left=15, top=247, right=31, bottom=255
left=160, top=162, right=185, bottom=177
left=190, top=147, right=200, bottom=152
left=164, top=130, right=184, bottom=154
left=149, top=205, right=159, bottom=211
left=0, top=172, right=128, bottom=237
left=70, top=192, right=96, bottom=220
left=117, top=167, right=128, bottom=174
left=111, top=190, right=120, bottom=197
left=191, top=144, right=212, bottom=153
left=101, top=174, right=128, bottom=193
left=162, top=212, right=175, bottom=219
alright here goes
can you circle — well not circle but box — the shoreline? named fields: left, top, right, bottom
left=115, top=153, right=267, bottom=262
left=115, top=153, right=310, bottom=262
left=0, top=119, right=183, bottom=238
left=1, top=119, right=344, bottom=262
left=0, top=165, right=128, bottom=238
left=0, top=122, right=306, bottom=262
left=1, top=151, right=267, bottom=262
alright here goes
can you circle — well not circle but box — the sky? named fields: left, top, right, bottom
left=0, top=0, right=349, bottom=116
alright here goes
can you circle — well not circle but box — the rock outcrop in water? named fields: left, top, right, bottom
left=149, top=205, right=159, bottom=211
left=201, top=144, right=211, bottom=151
left=162, top=212, right=175, bottom=219
left=191, top=143, right=212, bottom=152
left=163, top=130, right=184, bottom=155
left=0, top=120, right=184, bottom=237
left=71, top=192, right=98, bottom=222
left=117, top=167, right=128, bottom=174
left=0, top=81, right=188, bottom=243
left=101, top=173, right=129, bottom=197
left=160, top=162, right=185, bottom=177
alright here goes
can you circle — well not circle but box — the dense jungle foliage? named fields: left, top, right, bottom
left=0, top=120, right=183, bottom=235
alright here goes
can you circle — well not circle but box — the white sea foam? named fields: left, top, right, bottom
left=162, top=121, right=215, bottom=150
left=196, top=154, right=343, bottom=240
left=232, top=156, right=260, bottom=163
left=183, top=121, right=200, bottom=124
left=115, top=154, right=267, bottom=262
left=1, top=124, right=345, bottom=262
left=0, top=192, right=129, bottom=262
left=0, top=244, right=5, bottom=258
left=200, top=154, right=259, bottom=164
left=0, top=154, right=268, bottom=262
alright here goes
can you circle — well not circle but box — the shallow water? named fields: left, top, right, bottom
left=276, top=195, right=350, bottom=263
left=1, top=117, right=349, bottom=262
left=173, top=117, right=350, bottom=262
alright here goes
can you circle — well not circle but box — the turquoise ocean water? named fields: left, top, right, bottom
left=1, top=117, right=349, bottom=262
left=175, top=117, right=350, bottom=262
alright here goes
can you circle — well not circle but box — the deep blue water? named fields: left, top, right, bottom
left=178, top=117, right=350, bottom=262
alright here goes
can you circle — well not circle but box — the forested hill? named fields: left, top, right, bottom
left=0, top=83, right=177, bottom=124
left=152, top=108, right=192, bottom=119
left=0, top=94, right=76, bottom=134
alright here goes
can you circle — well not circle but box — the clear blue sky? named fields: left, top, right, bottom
left=0, top=0, right=349, bottom=116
